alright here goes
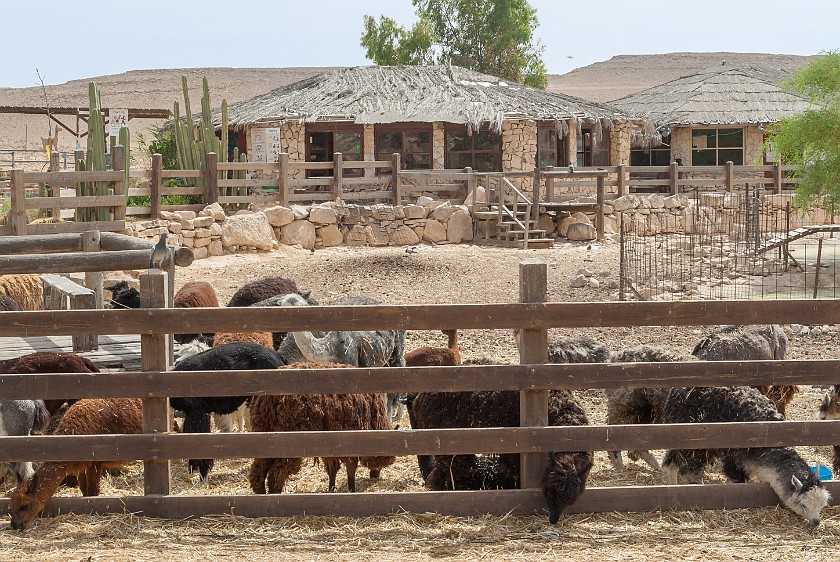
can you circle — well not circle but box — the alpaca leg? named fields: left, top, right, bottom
left=369, top=469, right=380, bottom=479
left=833, top=446, right=840, bottom=475
left=634, top=450, right=660, bottom=471
left=267, top=458, right=301, bottom=494
left=80, top=464, right=103, bottom=496
left=324, top=458, right=341, bottom=492
left=345, top=458, right=359, bottom=492
left=608, top=450, right=625, bottom=471
left=722, top=455, right=748, bottom=483
left=248, top=458, right=272, bottom=494
left=214, top=413, right=234, bottom=433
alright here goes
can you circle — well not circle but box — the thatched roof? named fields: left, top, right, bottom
left=219, top=65, right=631, bottom=133
left=610, top=65, right=812, bottom=128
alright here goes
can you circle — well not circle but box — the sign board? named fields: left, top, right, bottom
left=250, top=127, right=281, bottom=163
left=109, top=108, right=128, bottom=136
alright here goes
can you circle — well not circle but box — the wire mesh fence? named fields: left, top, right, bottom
left=620, top=185, right=840, bottom=301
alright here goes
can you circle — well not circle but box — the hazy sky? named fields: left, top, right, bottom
left=2, top=0, right=837, bottom=89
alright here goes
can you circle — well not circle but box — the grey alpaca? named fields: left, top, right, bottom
left=0, top=400, right=50, bottom=483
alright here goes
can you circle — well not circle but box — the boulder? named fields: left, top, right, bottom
left=422, top=219, right=447, bottom=243
left=565, top=222, right=597, bottom=241
left=262, top=205, right=295, bottom=227
left=569, top=274, right=587, bottom=288
left=221, top=213, right=276, bottom=250
left=388, top=225, right=421, bottom=246
left=446, top=210, right=473, bottom=243
left=366, top=225, right=390, bottom=247
left=319, top=224, right=343, bottom=247
left=309, top=206, right=337, bottom=224
left=280, top=220, right=316, bottom=250
left=431, top=202, right=457, bottom=222
left=610, top=194, right=638, bottom=212
left=403, top=204, right=427, bottom=219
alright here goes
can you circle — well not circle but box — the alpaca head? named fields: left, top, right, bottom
left=9, top=472, right=43, bottom=531
left=817, top=386, right=840, bottom=420
left=542, top=452, right=593, bottom=524
left=787, top=473, right=830, bottom=526
left=106, top=281, right=140, bottom=309
left=176, top=339, right=211, bottom=363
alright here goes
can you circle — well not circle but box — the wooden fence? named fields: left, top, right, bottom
left=1, top=259, right=839, bottom=520
left=0, top=151, right=806, bottom=235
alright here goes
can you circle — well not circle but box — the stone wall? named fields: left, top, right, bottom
left=501, top=121, right=537, bottom=192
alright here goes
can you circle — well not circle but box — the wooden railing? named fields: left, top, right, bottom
left=1, top=259, right=839, bottom=520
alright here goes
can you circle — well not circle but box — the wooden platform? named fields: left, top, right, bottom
left=0, top=333, right=143, bottom=370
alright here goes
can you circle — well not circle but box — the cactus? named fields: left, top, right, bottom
left=173, top=77, right=228, bottom=188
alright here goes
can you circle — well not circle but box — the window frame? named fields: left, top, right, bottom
left=630, top=135, right=673, bottom=166
left=690, top=127, right=744, bottom=166
left=443, top=124, right=502, bottom=172
left=374, top=123, right=434, bottom=170
left=305, top=123, right=365, bottom=178
left=537, top=123, right=569, bottom=169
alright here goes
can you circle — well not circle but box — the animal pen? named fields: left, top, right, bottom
left=620, top=184, right=840, bottom=300
left=1, top=248, right=840, bottom=521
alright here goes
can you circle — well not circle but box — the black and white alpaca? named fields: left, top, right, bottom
left=662, top=385, right=830, bottom=526
left=0, top=399, right=50, bottom=483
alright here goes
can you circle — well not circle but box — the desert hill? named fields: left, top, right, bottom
left=0, top=52, right=816, bottom=158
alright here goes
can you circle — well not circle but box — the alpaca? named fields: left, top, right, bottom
left=404, top=330, right=461, bottom=367
left=173, top=281, right=220, bottom=344
left=248, top=362, right=396, bottom=494
left=662, top=385, right=830, bottom=526
left=106, top=280, right=140, bottom=309
left=816, top=385, right=840, bottom=474
left=0, top=400, right=50, bottom=483
left=9, top=398, right=146, bottom=531
left=405, top=385, right=593, bottom=524
left=283, top=295, right=407, bottom=421
left=208, top=332, right=275, bottom=433
left=228, top=276, right=317, bottom=348
left=547, top=335, right=610, bottom=364
left=692, top=324, right=799, bottom=416
left=0, top=352, right=100, bottom=415
left=0, top=274, right=44, bottom=311
left=171, top=342, right=286, bottom=481
left=606, top=345, right=696, bottom=471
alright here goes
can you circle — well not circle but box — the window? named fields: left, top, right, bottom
left=630, top=135, right=672, bottom=166
left=375, top=125, right=432, bottom=169
left=691, top=128, right=744, bottom=165
left=576, top=127, right=610, bottom=167
left=305, top=125, right=364, bottom=177
left=444, top=127, right=501, bottom=172
left=537, top=125, right=568, bottom=169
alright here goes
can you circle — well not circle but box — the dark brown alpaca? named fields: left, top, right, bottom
left=404, top=329, right=461, bottom=366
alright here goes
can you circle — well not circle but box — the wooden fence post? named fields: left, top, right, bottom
left=617, top=164, right=626, bottom=196
left=9, top=169, right=27, bottom=236
left=774, top=162, right=783, bottom=195
left=518, top=259, right=548, bottom=490
left=206, top=152, right=219, bottom=205
left=669, top=162, right=679, bottom=195
left=279, top=152, right=289, bottom=207
left=150, top=154, right=162, bottom=219
left=531, top=166, right=541, bottom=224
left=81, top=229, right=104, bottom=311
left=596, top=174, right=605, bottom=241
left=333, top=152, right=343, bottom=201
left=467, top=167, right=478, bottom=213
left=112, top=145, right=126, bottom=222
left=139, top=268, right=171, bottom=496
left=725, top=161, right=734, bottom=193
left=545, top=166, right=555, bottom=201
left=391, top=153, right=402, bottom=205
left=49, top=151, right=61, bottom=219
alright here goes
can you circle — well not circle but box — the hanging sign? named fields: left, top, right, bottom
left=109, top=109, right=128, bottom=136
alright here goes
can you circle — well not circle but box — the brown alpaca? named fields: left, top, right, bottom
left=174, top=281, right=221, bottom=344
left=212, top=331, right=274, bottom=349
left=248, top=362, right=396, bottom=494
left=0, top=352, right=100, bottom=415
left=9, top=398, right=145, bottom=530
left=404, top=329, right=461, bottom=366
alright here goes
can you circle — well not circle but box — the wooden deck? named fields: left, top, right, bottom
left=0, top=333, right=143, bottom=370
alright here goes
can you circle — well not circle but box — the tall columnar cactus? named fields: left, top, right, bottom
left=173, top=76, right=228, bottom=187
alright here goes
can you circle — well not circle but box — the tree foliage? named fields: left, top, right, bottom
left=361, top=0, right=547, bottom=89
left=767, top=51, right=840, bottom=208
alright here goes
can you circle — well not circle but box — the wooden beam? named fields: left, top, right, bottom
left=150, top=154, right=162, bottom=219
left=206, top=152, right=218, bottom=205
left=9, top=169, right=28, bottom=236
left=0, top=249, right=171, bottom=275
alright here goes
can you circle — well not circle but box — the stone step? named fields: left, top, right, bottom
left=521, top=238, right=555, bottom=249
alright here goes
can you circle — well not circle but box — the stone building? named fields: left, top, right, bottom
left=610, top=65, right=812, bottom=169
left=219, top=65, right=634, bottom=193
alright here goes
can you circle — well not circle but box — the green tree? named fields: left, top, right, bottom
left=361, top=0, right=547, bottom=89
left=767, top=51, right=840, bottom=207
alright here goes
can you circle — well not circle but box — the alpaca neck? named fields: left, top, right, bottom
left=24, top=462, right=74, bottom=513
left=292, top=331, right=338, bottom=363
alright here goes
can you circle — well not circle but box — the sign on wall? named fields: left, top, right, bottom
left=250, top=127, right=281, bottom=163
left=109, top=109, right=128, bottom=136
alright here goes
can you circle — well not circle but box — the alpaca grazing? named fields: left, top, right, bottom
left=281, top=295, right=407, bottom=421
left=405, top=386, right=593, bottom=524
left=404, top=330, right=461, bottom=367
left=0, top=400, right=50, bottom=483
left=692, top=324, right=799, bottom=416
left=0, top=352, right=100, bottom=415
left=173, top=281, right=221, bottom=344
left=106, top=280, right=140, bottom=309
left=9, top=398, right=146, bottom=531
left=817, top=385, right=840, bottom=474
left=248, top=362, right=396, bottom=494
left=171, top=342, right=286, bottom=481
left=606, top=345, right=696, bottom=471
left=662, top=386, right=830, bottom=526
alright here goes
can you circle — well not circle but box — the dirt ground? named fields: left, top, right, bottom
left=3, top=240, right=840, bottom=561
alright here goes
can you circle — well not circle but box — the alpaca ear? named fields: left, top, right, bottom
left=301, top=290, right=312, bottom=300
left=791, top=475, right=804, bottom=492
left=824, top=394, right=832, bottom=410
left=26, top=472, right=39, bottom=494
